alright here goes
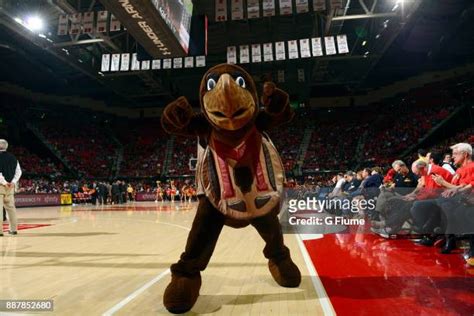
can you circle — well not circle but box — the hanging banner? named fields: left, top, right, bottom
left=111, top=53, right=121, bottom=71
left=277, top=70, right=285, bottom=83
left=336, top=34, right=349, bottom=54
left=324, top=36, right=337, bottom=55
left=184, top=57, right=194, bottom=68
left=96, top=11, right=107, bottom=33
left=263, top=0, right=276, bottom=17
left=313, top=0, right=326, bottom=11
left=251, top=44, right=262, bottom=63
left=299, top=39, right=311, bottom=58
left=83, top=12, right=94, bottom=33
left=215, top=0, right=228, bottom=22
left=240, top=45, right=250, bottom=64
left=231, top=0, right=244, bottom=20
left=196, top=56, right=206, bottom=67
left=263, top=43, right=274, bottom=61
left=275, top=41, right=286, bottom=60
left=70, top=13, right=82, bottom=35
left=110, top=14, right=121, bottom=32
left=152, top=59, right=161, bottom=70
left=296, top=0, right=309, bottom=13
left=101, top=54, right=110, bottom=72
left=163, top=59, right=172, bottom=69
left=227, top=46, right=237, bottom=64
left=120, top=53, right=130, bottom=71
left=279, top=0, right=293, bottom=15
left=57, top=14, right=69, bottom=36
left=131, top=53, right=140, bottom=71
left=141, top=60, right=150, bottom=70
left=288, top=40, right=299, bottom=59
left=311, top=37, right=324, bottom=56
left=298, top=68, right=305, bottom=82
left=248, top=0, right=260, bottom=19
left=173, top=58, right=183, bottom=68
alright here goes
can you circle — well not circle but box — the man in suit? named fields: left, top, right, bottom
left=0, top=139, right=22, bottom=236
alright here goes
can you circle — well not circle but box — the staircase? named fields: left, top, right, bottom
left=162, top=136, right=175, bottom=176
left=401, top=104, right=466, bottom=159
left=26, top=123, right=78, bottom=177
left=104, top=128, right=123, bottom=179
left=353, top=131, right=369, bottom=170
left=293, top=127, right=314, bottom=176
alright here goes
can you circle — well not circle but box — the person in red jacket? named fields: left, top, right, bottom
left=409, top=158, right=453, bottom=201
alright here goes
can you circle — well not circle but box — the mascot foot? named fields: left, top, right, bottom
left=163, top=273, right=201, bottom=314
left=268, top=257, right=301, bottom=288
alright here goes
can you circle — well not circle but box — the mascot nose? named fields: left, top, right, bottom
left=218, top=74, right=239, bottom=118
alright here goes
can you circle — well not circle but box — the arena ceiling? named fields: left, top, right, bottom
left=0, top=0, right=473, bottom=109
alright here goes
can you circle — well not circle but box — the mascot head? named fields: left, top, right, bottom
left=199, top=64, right=258, bottom=131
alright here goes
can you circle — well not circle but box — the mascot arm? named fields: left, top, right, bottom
left=256, top=82, right=294, bottom=131
left=161, top=96, right=211, bottom=137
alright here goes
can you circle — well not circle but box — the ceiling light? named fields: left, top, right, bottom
left=25, top=16, right=44, bottom=32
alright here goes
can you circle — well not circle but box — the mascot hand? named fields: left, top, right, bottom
left=260, top=82, right=289, bottom=114
left=163, top=96, right=194, bottom=129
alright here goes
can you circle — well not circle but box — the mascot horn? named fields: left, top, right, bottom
left=161, top=64, right=301, bottom=314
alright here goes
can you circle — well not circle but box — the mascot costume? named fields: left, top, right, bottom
left=161, top=64, right=301, bottom=314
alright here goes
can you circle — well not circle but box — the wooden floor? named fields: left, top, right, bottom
left=0, top=202, right=328, bottom=315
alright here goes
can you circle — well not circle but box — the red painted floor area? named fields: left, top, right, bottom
left=2, top=223, right=51, bottom=231
left=304, top=234, right=474, bottom=316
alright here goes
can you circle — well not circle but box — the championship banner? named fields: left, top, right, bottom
left=296, top=0, right=309, bottom=13
left=227, top=46, right=237, bottom=64
left=57, top=14, right=69, bottom=36
left=141, top=60, right=150, bottom=70
left=60, top=193, right=72, bottom=205
left=277, top=70, right=285, bottom=83
left=275, top=41, right=286, bottom=60
left=131, top=53, right=140, bottom=71
left=263, top=0, right=276, bottom=17
left=251, top=44, right=262, bottom=63
left=336, top=34, right=349, bottom=54
left=70, top=13, right=82, bottom=35
left=247, top=0, right=260, bottom=19
left=163, top=58, right=172, bottom=69
left=279, top=0, right=293, bottom=15
left=110, top=14, right=121, bottom=32
left=152, top=59, right=161, bottom=69
left=263, top=43, right=274, bottom=61
left=313, top=0, right=326, bottom=11
left=96, top=10, right=108, bottom=33
left=184, top=56, right=194, bottom=68
left=173, top=58, right=183, bottom=69
left=298, top=68, right=305, bottom=82
left=288, top=40, right=299, bottom=59
left=231, top=0, right=244, bottom=20
left=101, top=54, right=110, bottom=72
left=311, top=37, right=324, bottom=56
left=83, top=12, right=94, bottom=34
left=15, top=194, right=62, bottom=207
left=110, top=53, right=121, bottom=71
left=299, top=38, right=311, bottom=58
left=196, top=56, right=206, bottom=67
left=324, top=36, right=337, bottom=55
left=120, top=53, right=130, bottom=71
left=239, top=45, right=250, bottom=64
left=215, top=0, right=228, bottom=22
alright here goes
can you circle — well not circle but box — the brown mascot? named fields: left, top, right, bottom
left=161, top=64, right=301, bottom=314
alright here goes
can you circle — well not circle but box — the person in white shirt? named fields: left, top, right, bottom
left=0, top=139, right=22, bottom=236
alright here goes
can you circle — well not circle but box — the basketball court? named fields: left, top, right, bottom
left=2, top=202, right=472, bottom=315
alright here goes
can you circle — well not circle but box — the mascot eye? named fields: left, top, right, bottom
left=235, top=76, right=246, bottom=88
left=207, top=78, right=216, bottom=91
